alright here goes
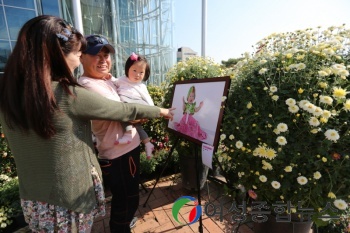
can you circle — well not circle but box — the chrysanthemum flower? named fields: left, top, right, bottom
left=247, top=102, right=252, bottom=109
left=259, top=68, right=268, bottom=74
left=277, top=123, right=288, bottom=132
left=328, top=192, right=336, bottom=199
left=276, top=136, right=287, bottom=146
left=284, top=166, right=292, bottom=172
left=313, top=171, right=322, bottom=180
left=324, top=129, right=340, bottom=142
left=297, top=176, right=308, bottom=185
left=262, top=160, right=273, bottom=170
left=288, top=105, right=299, bottom=113
left=319, top=95, right=333, bottom=105
left=270, top=86, right=278, bottom=93
left=343, top=99, right=350, bottom=112
left=264, top=148, right=277, bottom=160
left=332, top=87, right=347, bottom=99
left=309, top=117, right=320, bottom=127
left=259, top=175, right=267, bottom=183
left=285, top=98, right=296, bottom=106
left=271, top=181, right=281, bottom=189
left=235, top=140, right=243, bottom=149
left=333, top=199, right=348, bottom=210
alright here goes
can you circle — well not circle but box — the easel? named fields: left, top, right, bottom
left=143, top=136, right=205, bottom=233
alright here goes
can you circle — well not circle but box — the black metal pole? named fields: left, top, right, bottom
left=194, top=144, right=203, bottom=233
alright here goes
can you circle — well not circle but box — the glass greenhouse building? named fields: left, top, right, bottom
left=0, top=0, right=174, bottom=85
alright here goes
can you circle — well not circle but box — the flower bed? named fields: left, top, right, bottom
left=219, top=25, right=350, bottom=227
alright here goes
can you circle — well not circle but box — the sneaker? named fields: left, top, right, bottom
left=130, top=216, right=138, bottom=229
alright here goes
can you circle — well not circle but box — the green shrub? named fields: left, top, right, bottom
left=0, top=175, right=21, bottom=231
left=0, top=125, right=16, bottom=177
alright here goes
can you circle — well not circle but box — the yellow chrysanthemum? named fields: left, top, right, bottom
left=332, top=87, right=347, bottom=99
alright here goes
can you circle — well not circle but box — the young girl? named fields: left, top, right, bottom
left=114, top=52, right=155, bottom=158
left=174, top=86, right=207, bottom=140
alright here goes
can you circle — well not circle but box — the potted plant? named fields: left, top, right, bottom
left=219, top=25, right=350, bottom=231
left=163, top=56, right=227, bottom=191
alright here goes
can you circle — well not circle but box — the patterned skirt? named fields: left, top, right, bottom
left=21, top=166, right=106, bottom=233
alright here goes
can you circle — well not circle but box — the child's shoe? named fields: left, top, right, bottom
left=145, top=142, right=154, bottom=159
left=114, top=132, right=132, bottom=145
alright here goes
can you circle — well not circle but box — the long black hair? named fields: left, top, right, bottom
left=0, top=15, right=86, bottom=138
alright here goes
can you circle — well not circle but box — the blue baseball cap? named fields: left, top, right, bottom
left=84, top=35, right=115, bottom=55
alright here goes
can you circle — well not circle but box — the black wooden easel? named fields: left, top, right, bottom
left=142, top=136, right=204, bottom=233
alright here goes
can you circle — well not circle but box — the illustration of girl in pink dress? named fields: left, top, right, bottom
left=174, top=86, right=207, bottom=140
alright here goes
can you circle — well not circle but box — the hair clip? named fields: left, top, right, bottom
left=56, top=28, right=72, bottom=42
left=130, top=52, right=138, bottom=61
left=56, top=33, right=68, bottom=41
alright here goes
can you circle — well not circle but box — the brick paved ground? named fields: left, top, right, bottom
left=15, top=174, right=315, bottom=233
left=91, top=174, right=255, bottom=233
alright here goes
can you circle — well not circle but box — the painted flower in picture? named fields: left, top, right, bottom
left=219, top=25, right=350, bottom=227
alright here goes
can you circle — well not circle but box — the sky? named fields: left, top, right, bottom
left=173, top=0, right=350, bottom=63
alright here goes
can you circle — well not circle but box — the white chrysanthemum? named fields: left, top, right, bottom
left=277, top=123, right=288, bottom=132
left=259, top=175, right=267, bottom=183
left=309, top=117, right=320, bottom=127
left=276, top=136, right=287, bottom=146
left=313, top=171, right=322, bottom=180
left=320, top=214, right=332, bottom=221
left=271, top=181, right=281, bottom=189
left=304, top=103, right=316, bottom=114
left=343, top=99, right=350, bottom=112
left=339, top=69, right=349, bottom=77
left=324, top=129, right=340, bottom=142
left=220, top=134, right=226, bottom=140
left=333, top=199, right=348, bottom=210
left=319, top=95, right=333, bottom=105
left=332, top=64, right=347, bottom=74
left=259, top=59, right=267, bottom=64
left=288, top=105, right=299, bottom=113
left=318, top=70, right=329, bottom=77
left=262, top=160, right=273, bottom=170
left=295, top=63, right=306, bottom=70
left=322, top=110, right=332, bottom=119
left=297, top=176, right=308, bottom=185
left=285, top=98, right=296, bottom=106
left=229, top=134, right=235, bottom=140
left=298, top=100, right=310, bottom=109
left=271, top=95, right=279, bottom=101
left=313, top=107, right=323, bottom=117
left=235, top=140, right=243, bottom=149
left=270, top=86, right=278, bottom=93
left=284, top=166, right=292, bottom=172
left=259, top=68, right=268, bottom=74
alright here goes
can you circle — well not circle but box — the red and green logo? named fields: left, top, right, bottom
left=172, top=196, right=202, bottom=225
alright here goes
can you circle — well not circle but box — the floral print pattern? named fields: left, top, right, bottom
left=21, top=166, right=105, bottom=233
